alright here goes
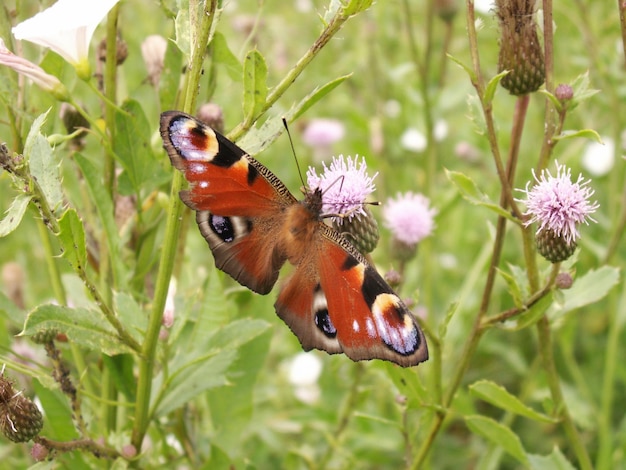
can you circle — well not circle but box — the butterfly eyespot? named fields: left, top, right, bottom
left=372, top=293, right=420, bottom=356
left=315, top=310, right=337, bottom=338
left=209, top=215, right=235, bottom=243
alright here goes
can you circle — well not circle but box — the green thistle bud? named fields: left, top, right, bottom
left=0, top=375, right=43, bottom=443
left=496, top=0, right=545, bottom=95
left=334, top=206, right=380, bottom=254
left=536, top=228, right=577, bottom=263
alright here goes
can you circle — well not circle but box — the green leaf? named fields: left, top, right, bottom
left=469, top=380, right=556, bottom=423
left=25, top=110, right=63, bottom=212
left=33, top=378, right=79, bottom=440
left=549, top=267, right=620, bottom=322
left=528, top=446, right=576, bottom=470
left=237, top=75, right=350, bottom=154
left=242, top=49, right=268, bottom=123
left=552, top=129, right=602, bottom=143
left=497, top=268, right=524, bottom=308
left=114, top=292, right=147, bottom=343
left=113, top=99, right=159, bottom=193
left=465, top=415, right=529, bottom=465
left=159, top=37, right=185, bottom=108
left=292, top=74, right=351, bottom=121
left=211, top=32, right=242, bottom=81
left=73, top=154, right=126, bottom=285
left=58, top=208, right=87, bottom=271
left=21, top=304, right=134, bottom=355
left=483, top=70, right=509, bottom=106
left=174, top=6, right=191, bottom=58
left=342, top=0, right=374, bottom=15
left=0, top=194, right=31, bottom=237
left=505, top=291, right=554, bottom=331
left=445, top=169, right=517, bottom=222
left=154, top=319, right=271, bottom=418
left=447, top=53, right=477, bottom=84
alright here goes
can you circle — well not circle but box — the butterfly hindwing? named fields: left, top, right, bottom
left=275, top=224, right=428, bottom=367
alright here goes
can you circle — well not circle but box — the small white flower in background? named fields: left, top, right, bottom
left=474, top=0, right=495, bottom=14
left=0, top=39, right=68, bottom=99
left=162, top=278, right=177, bottom=329
left=400, top=128, right=427, bottom=152
left=581, top=138, right=615, bottom=177
left=433, top=119, right=448, bottom=142
left=384, top=192, right=436, bottom=247
left=288, top=352, right=323, bottom=405
left=141, top=35, right=167, bottom=87
left=12, top=0, right=120, bottom=79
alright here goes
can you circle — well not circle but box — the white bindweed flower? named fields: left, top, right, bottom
left=401, top=128, right=427, bottom=152
left=12, top=0, right=120, bottom=79
left=0, top=39, right=68, bottom=100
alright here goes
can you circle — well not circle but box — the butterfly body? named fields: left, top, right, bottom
left=161, top=111, right=428, bottom=367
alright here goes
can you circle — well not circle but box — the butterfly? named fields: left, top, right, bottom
left=160, top=111, right=428, bottom=367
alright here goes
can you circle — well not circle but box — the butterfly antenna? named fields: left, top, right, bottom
left=282, top=118, right=307, bottom=188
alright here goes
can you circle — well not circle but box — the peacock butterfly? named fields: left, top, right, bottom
left=160, top=111, right=428, bottom=367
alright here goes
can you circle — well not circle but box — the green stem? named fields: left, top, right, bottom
left=130, top=0, right=217, bottom=451
left=536, top=316, right=593, bottom=470
left=228, top=3, right=359, bottom=141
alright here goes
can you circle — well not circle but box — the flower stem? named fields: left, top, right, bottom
left=130, top=0, right=217, bottom=451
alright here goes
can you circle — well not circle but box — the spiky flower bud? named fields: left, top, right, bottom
left=555, top=272, right=573, bottom=289
left=0, top=374, right=43, bottom=443
left=333, top=206, right=380, bottom=254
left=496, top=0, right=545, bottom=95
left=536, top=228, right=577, bottom=263
left=196, top=103, right=225, bottom=134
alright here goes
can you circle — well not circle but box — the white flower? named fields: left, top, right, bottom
left=581, top=138, right=615, bottom=177
left=400, top=128, right=427, bottom=152
left=162, top=278, right=177, bottom=329
left=288, top=352, right=322, bottom=404
left=0, top=39, right=68, bottom=99
left=433, top=119, right=448, bottom=141
left=12, top=0, right=120, bottom=78
left=474, top=0, right=495, bottom=14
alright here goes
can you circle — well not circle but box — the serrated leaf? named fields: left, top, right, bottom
left=552, top=129, right=602, bottom=143
left=113, top=99, right=159, bottom=193
left=445, top=169, right=517, bottom=222
left=0, top=194, right=31, bottom=237
left=211, top=32, right=242, bottom=81
left=242, top=50, right=267, bottom=123
left=58, top=208, right=86, bottom=270
left=505, top=291, right=553, bottom=331
left=483, top=70, right=509, bottom=106
left=549, top=267, right=620, bottom=322
left=527, top=446, right=576, bottom=470
left=469, top=380, right=556, bottom=423
left=25, top=110, right=63, bottom=212
left=21, top=304, right=134, bottom=355
left=73, top=154, right=126, bottom=285
left=465, top=415, right=529, bottom=465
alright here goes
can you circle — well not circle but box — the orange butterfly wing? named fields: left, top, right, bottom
left=161, top=111, right=428, bottom=367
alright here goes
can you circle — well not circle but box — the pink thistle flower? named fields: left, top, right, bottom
left=306, top=155, right=377, bottom=223
left=517, top=162, right=599, bottom=245
left=383, top=192, right=436, bottom=247
left=302, top=119, right=345, bottom=148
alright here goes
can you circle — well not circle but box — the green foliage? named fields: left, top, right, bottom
left=0, top=0, right=624, bottom=469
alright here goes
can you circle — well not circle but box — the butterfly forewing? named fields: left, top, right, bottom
left=161, top=111, right=429, bottom=367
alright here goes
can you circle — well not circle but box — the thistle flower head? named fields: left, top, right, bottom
left=383, top=192, right=436, bottom=247
left=12, top=0, right=121, bottom=79
left=302, top=119, right=345, bottom=148
left=306, top=155, right=377, bottom=222
left=517, top=162, right=599, bottom=245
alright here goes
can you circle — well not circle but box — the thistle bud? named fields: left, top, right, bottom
left=536, top=228, right=577, bottom=263
left=196, top=103, right=225, bottom=134
left=496, top=0, right=545, bottom=95
left=0, top=374, right=43, bottom=443
left=333, top=206, right=380, bottom=254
